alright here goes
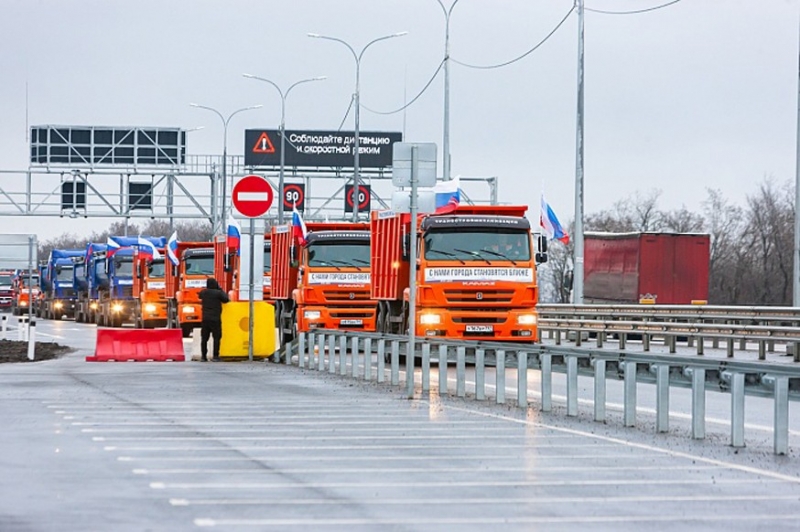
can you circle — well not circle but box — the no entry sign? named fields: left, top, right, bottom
left=232, top=175, right=273, bottom=218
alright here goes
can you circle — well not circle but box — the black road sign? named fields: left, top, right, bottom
left=345, top=184, right=371, bottom=213
left=282, top=183, right=305, bottom=212
left=245, top=129, right=402, bottom=168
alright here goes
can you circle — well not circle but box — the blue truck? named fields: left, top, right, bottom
left=39, top=249, right=85, bottom=320
left=76, top=236, right=166, bottom=327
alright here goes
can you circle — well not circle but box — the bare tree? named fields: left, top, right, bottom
left=661, top=207, right=704, bottom=233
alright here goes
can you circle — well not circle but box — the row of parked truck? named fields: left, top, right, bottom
left=17, top=204, right=550, bottom=342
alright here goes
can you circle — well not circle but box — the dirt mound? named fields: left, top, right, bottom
left=0, top=340, right=73, bottom=363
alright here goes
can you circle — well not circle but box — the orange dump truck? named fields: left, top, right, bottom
left=165, top=242, right=214, bottom=336
left=213, top=234, right=272, bottom=301
left=271, top=222, right=376, bottom=342
left=10, top=270, right=39, bottom=316
left=371, top=205, right=543, bottom=341
left=132, top=249, right=168, bottom=328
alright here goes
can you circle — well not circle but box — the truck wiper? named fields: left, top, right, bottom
left=313, top=260, right=342, bottom=271
left=453, top=248, right=491, bottom=265
left=427, top=249, right=466, bottom=265
left=478, top=248, right=518, bottom=266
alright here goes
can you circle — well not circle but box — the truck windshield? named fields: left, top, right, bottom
left=21, top=276, right=39, bottom=287
left=148, top=260, right=165, bottom=278
left=114, top=259, right=133, bottom=277
left=424, top=230, right=531, bottom=262
left=307, top=242, right=370, bottom=268
left=184, top=256, right=214, bottom=275
left=57, top=266, right=73, bottom=281
left=263, top=250, right=271, bottom=273
left=0, top=275, right=12, bottom=285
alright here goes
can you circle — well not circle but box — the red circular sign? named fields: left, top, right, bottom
left=232, top=175, right=274, bottom=218
left=282, top=183, right=305, bottom=210
left=346, top=185, right=370, bottom=210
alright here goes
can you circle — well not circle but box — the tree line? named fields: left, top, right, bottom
left=539, top=178, right=795, bottom=306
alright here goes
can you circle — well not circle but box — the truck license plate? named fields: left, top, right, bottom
left=340, top=319, right=363, bottom=326
left=465, top=325, right=494, bottom=334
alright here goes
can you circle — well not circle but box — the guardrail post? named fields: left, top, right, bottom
left=594, top=358, right=606, bottom=422
left=794, top=342, right=800, bottom=363
left=668, top=335, right=676, bottom=354
left=457, top=346, right=466, bottom=398
left=328, top=335, right=336, bottom=374
left=350, top=336, right=359, bottom=378
left=377, top=339, right=386, bottom=383
left=758, top=341, right=766, bottom=361
left=596, top=332, right=603, bottom=348
left=309, top=332, right=317, bottom=368
left=768, top=339, right=775, bottom=353
left=624, top=361, right=637, bottom=427
left=390, top=340, right=399, bottom=385
left=541, top=353, right=552, bottom=412
left=692, top=368, right=706, bottom=439
left=298, top=333, right=306, bottom=369
left=774, top=376, right=789, bottom=455
left=731, top=372, right=745, bottom=448
left=574, top=329, right=582, bottom=347
left=284, top=339, right=292, bottom=366
left=476, top=348, right=486, bottom=401
left=517, top=351, right=528, bottom=408
left=726, top=338, right=734, bottom=358
left=555, top=329, right=561, bottom=345
left=643, top=333, right=650, bottom=352
left=656, top=364, right=669, bottom=433
left=364, top=338, right=372, bottom=381
left=697, top=335, right=704, bottom=356
left=496, top=350, right=506, bottom=404
left=339, top=335, right=347, bottom=376
left=567, top=355, right=578, bottom=417
left=438, top=345, right=448, bottom=395
left=739, top=338, right=746, bottom=351
left=619, top=332, right=626, bottom=350
left=422, top=343, right=431, bottom=392
left=317, top=333, right=326, bottom=371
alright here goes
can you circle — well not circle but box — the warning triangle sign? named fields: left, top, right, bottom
left=252, top=132, right=276, bottom=154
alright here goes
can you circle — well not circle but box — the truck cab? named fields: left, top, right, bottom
left=41, top=249, right=84, bottom=320
left=272, top=222, right=376, bottom=341
left=0, top=270, right=15, bottom=311
left=132, top=249, right=168, bottom=328
left=214, top=235, right=272, bottom=301
left=371, top=205, right=544, bottom=341
left=11, top=271, right=40, bottom=316
left=166, top=242, right=214, bottom=336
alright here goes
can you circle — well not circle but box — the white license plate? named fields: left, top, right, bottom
left=466, top=325, right=493, bottom=333
left=340, top=319, right=363, bottom=326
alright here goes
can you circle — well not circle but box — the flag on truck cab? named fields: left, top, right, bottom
left=167, top=231, right=180, bottom=266
left=226, top=216, right=241, bottom=255
left=540, top=194, right=570, bottom=244
left=433, top=177, right=461, bottom=214
left=137, top=236, right=162, bottom=260
left=292, top=205, right=308, bottom=246
left=106, top=237, right=121, bottom=258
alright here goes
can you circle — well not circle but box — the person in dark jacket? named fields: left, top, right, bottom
left=198, top=277, right=230, bottom=361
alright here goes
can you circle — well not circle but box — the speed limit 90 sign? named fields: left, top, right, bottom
left=282, top=183, right=305, bottom=212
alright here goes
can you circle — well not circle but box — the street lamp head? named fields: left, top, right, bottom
left=313, top=76, right=327, bottom=81
left=307, top=32, right=321, bottom=38
left=393, top=31, right=409, bottom=37
left=189, top=103, right=200, bottom=107
left=242, top=73, right=255, bottom=79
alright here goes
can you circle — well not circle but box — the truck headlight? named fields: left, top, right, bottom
left=419, top=313, right=441, bottom=325
left=304, top=310, right=321, bottom=320
left=182, top=306, right=195, bottom=314
left=20, top=301, right=27, bottom=307
left=54, top=302, right=64, bottom=309
left=517, top=314, right=537, bottom=325
left=145, top=304, right=157, bottom=313
left=90, top=303, right=98, bottom=310
left=112, top=303, right=124, bottom=313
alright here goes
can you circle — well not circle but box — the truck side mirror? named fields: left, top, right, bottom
left=563, top=270, right=574, bottom=291
left=402, top=234, right=410, bottom=262
left=537, top=235, right=548, bottom=254
left=535, top=252, right=548, bottom=264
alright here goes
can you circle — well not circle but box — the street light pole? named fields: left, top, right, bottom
left=242, top=74, right=326, bottom=224
left=573, top=0, right=585, bottom=304
left=190, top=103, right=262, bottom=233
left=308, top=31, right=408, bottom=222
left=436, top=0, right=460, bottom=181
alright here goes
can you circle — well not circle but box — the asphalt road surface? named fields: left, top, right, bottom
left=1, top=317, right=799, bottom=531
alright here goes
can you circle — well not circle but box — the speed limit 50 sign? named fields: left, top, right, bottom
left=282, top=182, right=305, bottom=212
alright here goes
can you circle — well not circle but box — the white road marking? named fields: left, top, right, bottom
left=133, top=465, right=721, bottom=475
left=104, top=442, right=618, bottom=452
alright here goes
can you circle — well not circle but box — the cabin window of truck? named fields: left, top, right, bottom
left=148, top=261, right=166, bottom=278
left=114, top=259, right=134, bottom=276
left=424, top=229, right=531, bottom=261
left=184, top=256, right=215, bottom=275
left=307, top=242, right=370, bottom=268
left=56, top=266, right=73, bottom=282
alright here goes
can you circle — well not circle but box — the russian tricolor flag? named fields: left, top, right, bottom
left=433, top=177, right=461, bottom=214
left=540, top=194, right=570, bottom=244
left=292, top=206, right=308, bottom=246
left=226, top=216, right=241, bottom=255
left=106, top=237, right=121, bottom=258
left=137, top=236, right=162, bottom=260
left=167, top=231, right=180, bottom=266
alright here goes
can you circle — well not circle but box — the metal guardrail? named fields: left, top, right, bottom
left=537, top=304, right=800, bottom=362
left=276, top=330, right=800, bottom=456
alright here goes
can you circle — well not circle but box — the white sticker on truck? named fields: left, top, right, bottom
left=184, top=279, right=206, bottom=288
left=263, top=276, right=271, bottom=287
left=308, top=272, right=371, bottom=285
left=424, top=267, right=533, bottom=283
left=147, top=281, right=166, bottom=290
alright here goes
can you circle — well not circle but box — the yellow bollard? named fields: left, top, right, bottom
left=219, top=302, right=276, bottom=359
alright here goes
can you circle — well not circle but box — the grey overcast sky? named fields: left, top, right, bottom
left=0, top=0, right=797, bottom=240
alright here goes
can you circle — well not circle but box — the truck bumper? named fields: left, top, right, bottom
left=178, top=303, right=202, bottom=326
left=415, top=307, right=538, bottom=342
left=298, top=305, right=378, bottom=333
left=142, top=301, right=168, bottom=321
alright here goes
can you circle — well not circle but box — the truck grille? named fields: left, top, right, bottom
left=452, top=315, right=507, bottom=324
left=323, top=290, right=371, bottom=303
left=444, top=289, right=515, bottom=304
left=59, top=288, right=76, bottom=297
left=329, top=307, right=375, bottom=319
left=119, top=286, right=133, bottom=298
